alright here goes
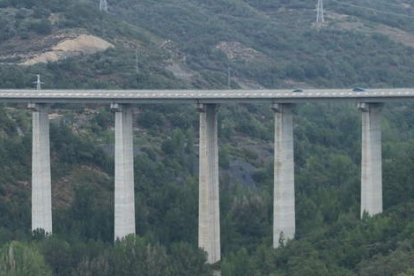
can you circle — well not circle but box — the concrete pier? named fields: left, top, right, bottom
left=358, top=103, right=383, bottom=217
left=29, top=103, right=52, bottom=234
left=273, top=103, right=295, bottom=248
left=112, top=103, right=136, bottom=240
left=198, top=103, right=220, bottom=264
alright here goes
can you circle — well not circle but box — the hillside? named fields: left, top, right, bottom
left=1, top=0, right=414, bottom=275
left=2, top=0, right=414, bottom=89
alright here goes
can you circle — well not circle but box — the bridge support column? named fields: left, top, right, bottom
left=29, top=103, right=52, bottom=234
left=198, top=103, right=220, bottom=264
left=359, top=102, right=383, bottom=217
left=273, top=103, right=295, bottom=248
left=112, top=103, right=135, bottom=240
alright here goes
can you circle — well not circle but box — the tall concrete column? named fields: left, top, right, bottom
left=273, top=103, right=295, bottom=248
left=358, top=102, right=383, bottom=217
left=29, top=103, right=52, bottom=234
left=112, top=103, right=136, bottom=240
left=198, top=103, right=220, bottom=264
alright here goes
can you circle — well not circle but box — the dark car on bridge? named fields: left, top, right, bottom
left=353, top=87, right=366, bottom=92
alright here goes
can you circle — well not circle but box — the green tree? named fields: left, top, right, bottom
left=111, top=236, right=171, bottom=276
left=222, top=248, right=254, bottom=276
left=168, top=243, right=211, bottom=276
left=0, top=241, right=52, bottom=276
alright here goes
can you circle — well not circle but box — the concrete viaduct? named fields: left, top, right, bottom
left=1, top=88, right=411, bottom=264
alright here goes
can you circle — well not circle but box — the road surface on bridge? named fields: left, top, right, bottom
left=0, top=89, right=413, bottom=103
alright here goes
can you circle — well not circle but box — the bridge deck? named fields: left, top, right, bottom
left=1, top=89, right=414, bottom=103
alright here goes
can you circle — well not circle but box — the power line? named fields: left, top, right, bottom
left=357, top=0, right=411, bottom=10
left=330, top=0, right=414, bottom=19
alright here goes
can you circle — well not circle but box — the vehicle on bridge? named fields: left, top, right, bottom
left=353, top=87, right=366, bottom=92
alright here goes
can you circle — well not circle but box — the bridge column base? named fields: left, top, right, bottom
left=198, top=103, right=221, bottom=264
left=273, top=103, right=295, bottom=248
left=29, top=103, right=52, bottom=234
left=358, top=103, right=383, bottom=217
left=112, top=103, right=136, bottom=240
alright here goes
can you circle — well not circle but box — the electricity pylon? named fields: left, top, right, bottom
left=135, top=50, right=139, bottom=74
left=99, top=0, right=108, bottom=12
left=34, top=74, right=43, bottom=90
left=227, top=66, right=231, bottom=89
left=316, top=0, right=325, bottom=26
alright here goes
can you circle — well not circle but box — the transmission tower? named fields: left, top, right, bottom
left=316, top=0, right=325, bottom=26
left=99, top=0, right=108, bottom=12
left=135, top=49, right=139, bottom=74
left=227, top=66, right=231, bottom=89
left=34, top=74, right=43, bottom=90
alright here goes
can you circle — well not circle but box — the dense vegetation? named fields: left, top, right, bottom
left=1, top=0, right=414, bottom=275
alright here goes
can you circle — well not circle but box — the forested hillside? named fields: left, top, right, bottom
left=1, top=0, right=414, bottom=275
